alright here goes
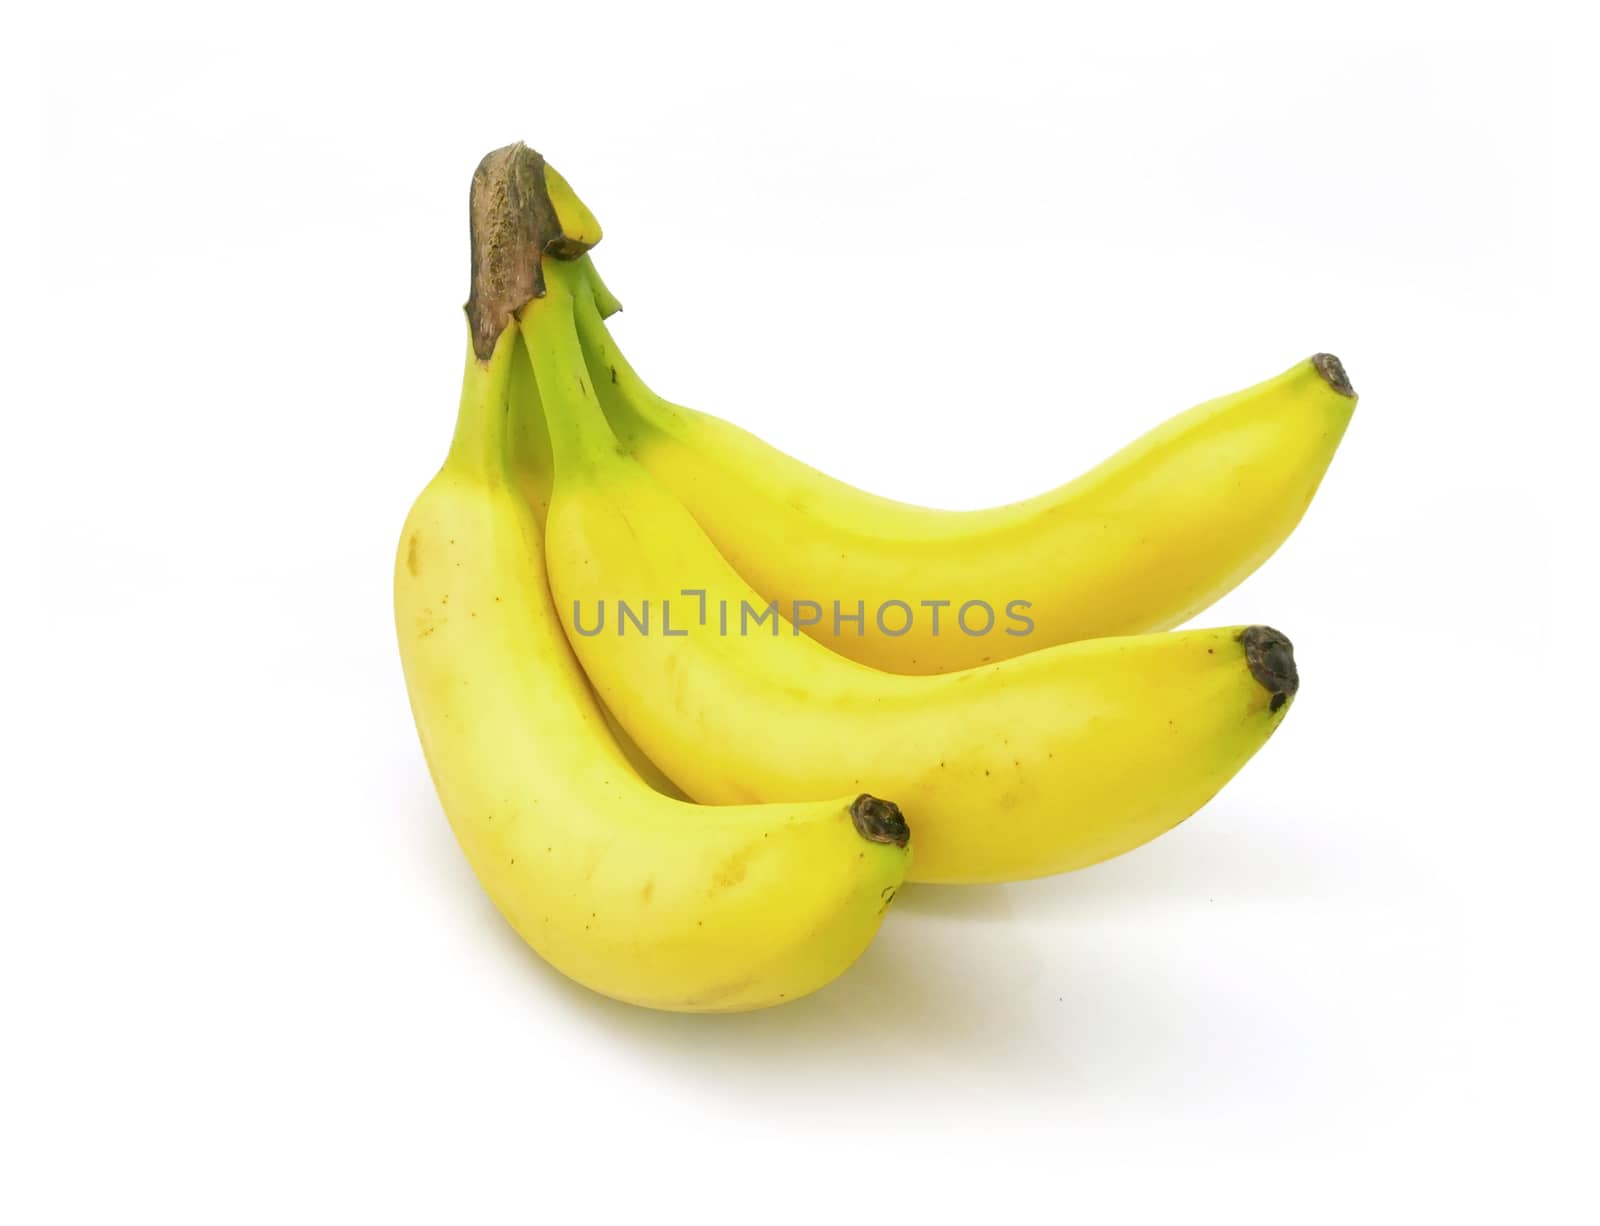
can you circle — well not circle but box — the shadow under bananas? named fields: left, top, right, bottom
left=477, top=891, right=1093, bottom=1111
left=422, top=785, right=1344, bottom=1111
left=463, top=869, right=1243, bottom=1112
left=884, top=881, right=1021, bottom=921
left=994, top=807, right=1362, bottom=920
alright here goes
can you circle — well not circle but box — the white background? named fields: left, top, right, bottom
left=6, top=5, right=1597, bottom=1222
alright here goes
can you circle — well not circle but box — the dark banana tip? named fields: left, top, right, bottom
left=1240, top=625, right=1298, bottom=714
left=1312, top=353, right=1356, bottom=398
left=851, top=794, right=911, bottom=848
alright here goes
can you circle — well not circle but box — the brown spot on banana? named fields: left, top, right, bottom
left=712, top=845, right=755, bottom=892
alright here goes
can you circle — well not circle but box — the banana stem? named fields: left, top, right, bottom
left=445, top=333, right=517, bottom=481
left=466, top=143, right=600, bottom=361
left=521, top=262, right=625, bottom=478
left=577, top=253, right=624, bottom=318
left=569, top=263, right=683, bottom=447
left=461, top=141, right=610, bottom=484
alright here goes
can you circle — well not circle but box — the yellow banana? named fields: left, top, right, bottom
left=527, top=259, right=1298, bottom=885
left=574, top=256, right=1356, bottom=674
left=507, top=323, right=688, bottom=801
left=394, top=145, right=910, bottom=1012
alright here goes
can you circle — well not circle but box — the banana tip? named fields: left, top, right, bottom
left=1240, top=626, right=1298, bottom=714
left=851, top=794, right=910, bottom=848
left=1312, top=353, right=1355, bottom=398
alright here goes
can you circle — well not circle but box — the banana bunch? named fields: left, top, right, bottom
left=395, top=144, right=1357, bottom=1012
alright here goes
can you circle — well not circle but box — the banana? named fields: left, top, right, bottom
left=507, top=324, right=688, bottom=801
left=573, top=255, right=1356, bottom=674
left=527, top=258, right=1298, bottom=885
left=394, top=145, right=910, bottom=1012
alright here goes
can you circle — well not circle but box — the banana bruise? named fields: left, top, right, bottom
left=531, top=260, right=1298, bottom=885
left=573, top=253, right=1356, bottom=675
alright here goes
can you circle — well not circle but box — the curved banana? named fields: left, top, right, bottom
left=394, top=145, right=910, bottom=1012
left=507, top=325, right=688, bottom=802
left=573, top=256, right=1356, bottom=675
left=528, top=260, right=1298, bottom=885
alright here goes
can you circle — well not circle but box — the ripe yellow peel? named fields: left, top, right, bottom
left=506, top=330, right=685, bottom=801
left=529, top=261, right=1294, bottom=884
left=571, top=253, right=1356, bottom=674
left=395, top=327, right=908, bottom=1011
